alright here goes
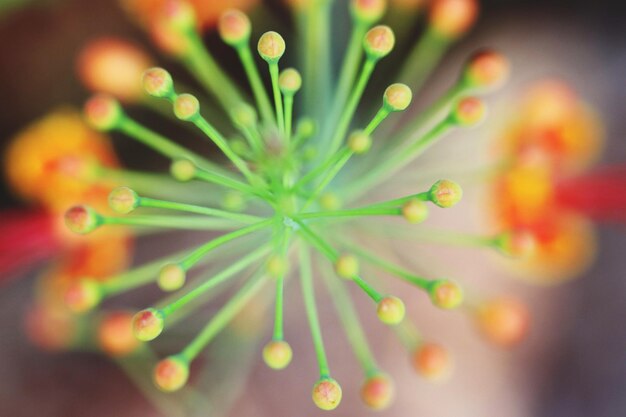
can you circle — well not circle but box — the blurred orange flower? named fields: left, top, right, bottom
left=491, top=80, right=605, bottom=283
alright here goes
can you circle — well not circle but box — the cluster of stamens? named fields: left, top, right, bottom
left=62, top=0, right=529, bottom=411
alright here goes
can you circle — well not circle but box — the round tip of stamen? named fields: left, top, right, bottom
left=429, top=0, right=479, bottom=39
left=65, top=279, right=102, bottom=313
left=429, top=179, right=463, bottom=208
left=429, top=279, right=464, bottom=309
left=384, top=83, right=412, bottom=112
left=296, top=117, right=317, bottom=138
left=412, top=342, right=452, bottom=381
left=351, top=0, right=387, bottom=24
left=402, top=199, right=429, bottom=223
left=108, top=186, right=139, bottom=214
left=173, top=93, right=200, bottom=121
left=363, top=25, right=395, bottom=60
left=84, top=94, right=122, bottom=131
left=218, top=9, right=251, bottom=46
left=231, top=103, right=258, bottom=129
left=262, top=340, right=293, bottom=370
left=361, top=373, right=394, bottom=410
left=376, top=296, right=405, bottom=325
left=335, top=254, right=359, bottom=278
left=170, top=159, right=197, bottom=182
left=347, top=130, right=372, bottom=154
left=97, top=311, right=142, bottom=357
left=476, top=297, right=530, bottom=347
left=463, top=49, right=510, bottom=90
left=258, top=31, right=286, bottom=62
left=158, top=263, right=186, bottom=291
left=161, top=0, right=197, bottom=31
left=278, top=68, right=302, bottom=95
left=450, top=96, right=486, bottom=127
left=153, top=355, right=189, bottom=392
left=142, top=67, right=174, bottom=98
left=65, top=205, right=102, bottom=234
left=312, top=378, right=343, bottom=411
left=132, top=308, right=165, bottom=341
left=266, top=255, right=288, bottom=278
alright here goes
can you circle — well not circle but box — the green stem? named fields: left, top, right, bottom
left=180, top=219, right=274, bottom=270
left=398, top=28, right=451, bottom=92
left=299, top=245, right=331, bottom=378
left=364, top=107, right=390, bottom=136
left=182, top=29, right=244, bottom=111
left=236, top=45, right=276, bottom=125
left=321, top=265, right=379, bottom=377
left=161, top=245, right=270, bottom=317
left=180, top=269, right=266, bottom=362
left=327, top=57, right=377, bottom=156
left=138, top=196, right=262, bottom=223
left=299, top=207, right=400, bottom=220
left=346, top=118, right=454, bottom=200
left=301, top=149, right=354, bottom=210
left=323, top=21, right=369, bottom=144
left=295, top=219, right=383, bottom=302
left=269, top=62, right=285, bottom=136
left=295, top=147, right=352, bottom=189
left=284, top=94, right=294, bottom=143
left=101, top=215, right=243, bottom=231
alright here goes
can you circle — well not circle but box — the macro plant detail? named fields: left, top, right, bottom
left=48, top=0, right=533, bottom=411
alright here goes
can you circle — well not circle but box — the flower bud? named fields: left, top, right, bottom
left=231, top=103, right=258, bottom=129
left=108, top=186, right=139, bottom=214
left=263, top=340, right=293, bottom=370
left=266, top=255, right=288, bottom=278
left=429, top=179, right=463, bottom=208
left=158, top=263, right=186, bottom=291
left=412, top=342, right=452, bottom=381
left=476, top=297, right=530, bottom=347
left=429, top=279, right=463, bottom=309
left=312, top=378, right=342, bottom=410
left=218, top=9, right=251, bottom=46
left=335, top=254, right=359, bottom=278
left=351, top=0, right=387, bottom=24
left=77, top=37, right=153, bottom=102
left=402, top=199, right=429, bottom=223
left=161, top=0, right=196, bottom=32
left=360, top=374, right=394, bottom=410
left=173, top=93, right=200, bottom=121
left=462, top=49, right=510, bottom=90
left=363, top=25, right=395, bottom=60
left=170, top=159, right=197, bottom=182
left=65, top=205, right=102, bottom=234
left=347, top=130, right=372, bottom=154
left=258, top=31, right=286, bottom=63
left=279, top=68, right=302, bottom=95
left=154, top=355, right=189, bottom=392
left=65, top=279, right=102, bottom=313
left=319, top=192, right=341, bottom=210
left=142, top=67, right=174, bottom=98
left=132, top=308, right=165, bottom=341
left=449, top=96, right=486, bottom=127
left=296, top=117, right=316, bottom=139
left=84, top=94, right=122, bottom=131
left=383, top=83, right=412, bottom=112
left=429, top=0, right=478, bottom=39
left=377, top=296, right=405, bottom=325
left=97, top=311, right=141, bottom=357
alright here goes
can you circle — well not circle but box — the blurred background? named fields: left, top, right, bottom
left=0, top=0, right=625, bottom=416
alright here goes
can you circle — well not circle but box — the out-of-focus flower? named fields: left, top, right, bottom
left=77, top=37, right=155, bottom=103
left=2, top=109, right=133, bottom=350
left=120, top=0, right=259, bottom=30
left=490, top=80, right=611, bottom=283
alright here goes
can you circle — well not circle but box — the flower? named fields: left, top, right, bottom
left=10, top=0, right=568, bottom=411
left=490, top=80, right=611, bottom=283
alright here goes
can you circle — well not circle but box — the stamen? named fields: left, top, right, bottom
left=258, top=31, right=287, bottom=135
